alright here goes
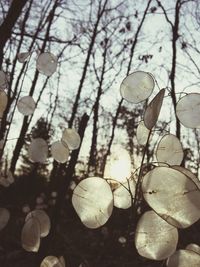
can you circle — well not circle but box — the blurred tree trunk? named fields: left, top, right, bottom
left=68, top=0, right=109, bottom=128
left=50, top=0, right=109, bottom=179
left=51, top=113, right=89, bottom=231
left=87, top=41, right=108, bottom=175
left=0, top=0, right=53, bottom=164
left=0, top=0, right=28, bottom=67
left=0, top=0, right=33, bottom=141
left=10, top=0, right=59, bottom=173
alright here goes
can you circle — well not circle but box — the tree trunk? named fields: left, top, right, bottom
left=68, top=0, right=108, bottom=128
left=10, top=0, right=58, bottom=173
left=51, top=113, right=89, bottom=232
left=157, top=0, right=182, bottom=138
left=0, top=0, right=28, bottom=67
left=87, top=45, right=107, bottom=175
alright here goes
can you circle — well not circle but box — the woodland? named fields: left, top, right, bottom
left=0, top=0, right=200, bottom=267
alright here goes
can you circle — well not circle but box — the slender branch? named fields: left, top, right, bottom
left=68, top=0, right=109, bottom=128
left=101, top=0, right=152, bottom=175
left=156, top=0, right=173, bottom=28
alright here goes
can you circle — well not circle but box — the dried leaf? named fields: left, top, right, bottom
left=144, top=89, right=165, bottom=129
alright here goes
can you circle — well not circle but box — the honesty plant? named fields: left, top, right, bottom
left=0, top=55, right=200, bottom=266
left=71, top=71, right=200, bottom=264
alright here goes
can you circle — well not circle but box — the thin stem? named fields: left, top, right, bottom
left=132, top=129, right=152, bottom=222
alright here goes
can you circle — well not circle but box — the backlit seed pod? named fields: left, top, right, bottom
left=28, top=138, right=48, bottom=163
left=51, top=141, right=69, bottom=163
left=186, top=243, right=200, bottom=255
left=17, top=52, right=30, bottom=63
left=61, top=128, right=81, bottom=150
left=156, top=134, right=184, bottom=166
left=0, top=90, right=8, bottom=117
left=25, top=209, right=51, bottom=237
left=40, top=255, right=65, bottom=267
left=142, top=166, right=200, bottom=228
left=36, top=52, right=57, bottom=76
left=120, top=71, right=154, bottom=103
left=72, top=177, right=113, bottom=228
left=167, top=249, right=200, bottom=267
left=21, top=217, right=40, bottom=252
left=17, top=96, right=36, bottom=116
left=176, top=93, right=200, bottom=128
left=136, top=121, right=150, bottom=146
left=135, top=210, right=178, bottom=260
left=113, top=180, right=135, bottom=209
left=40, top=256, right=59, bottom=267
left=172, top=165, right=200, bottom=189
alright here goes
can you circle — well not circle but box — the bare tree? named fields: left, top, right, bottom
left=10, top=0, right=60, bottom=173
left=101, top=0, right=153, bottom=175
left=156, top=0, right=194, bottom=139
left=87, top=40, right=108, bottom=175
left=68, top=0, right=109, bottom=128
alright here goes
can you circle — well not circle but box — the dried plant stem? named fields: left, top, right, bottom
left=132, top=129, right=152, bottom=225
